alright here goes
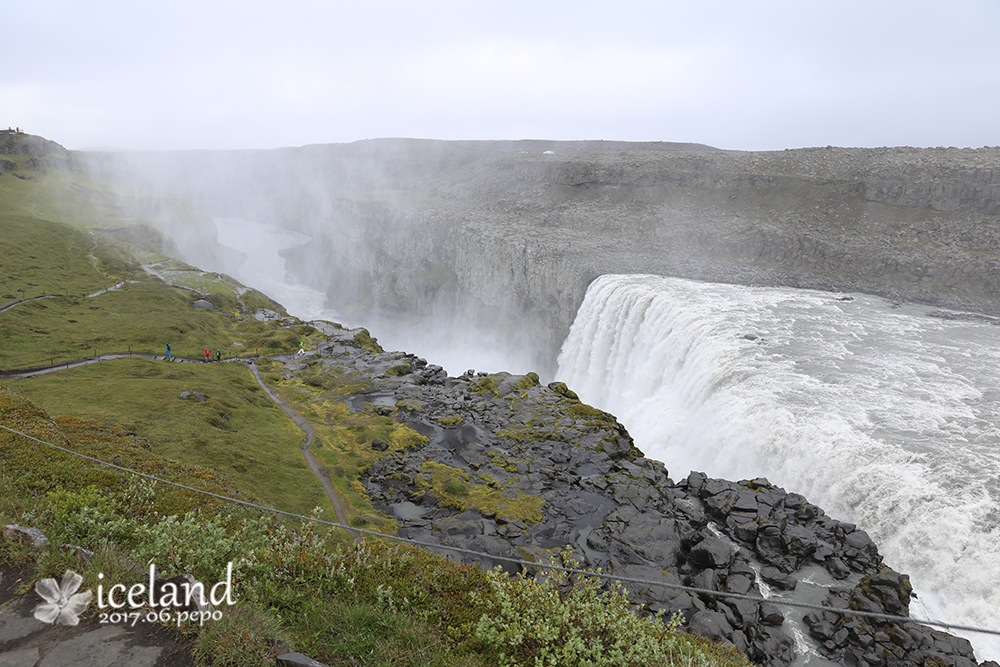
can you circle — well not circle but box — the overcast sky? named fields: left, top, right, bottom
left=5, top=0, right=999, bottom=152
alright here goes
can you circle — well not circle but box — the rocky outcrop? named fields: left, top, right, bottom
left=2, top=525, right=50, bottom=551
left=0, top=133, right=70, bottom=160
left=276, top=327, right=996, bottom=667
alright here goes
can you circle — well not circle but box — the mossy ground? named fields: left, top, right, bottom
left=4, top=358, right=327, bottom=517
left=0, top=384, right=235, bottom=511
left=1, top=381, right=751, bottom=667
left=415, top=461, right=545, bottom=524
left=0, top=214, right=140, bottom=305
left=258, top=356, right=426, bottom=533
left=0, top=209, right=303, bottom=370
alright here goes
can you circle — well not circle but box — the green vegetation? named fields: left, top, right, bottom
left=470, top=374, right=500, bottom=396
left=0, top=385, right=750, bottom=666
left=0, top=214, right=138, bottom=302
left=259, top=357, right=428, bottom=533
left=353, top=328, right=384, bottom=353
left=475, top=551, right=684, bottom=666
left=547, top=381, right=580, bottom=402
left=386, top=362, right=412, bottom=376
left=515, top=372, right=540, bottom=390
left=0, top=214, right=299, bottom=370
left=5, top=358, right=326, bottom=517
left=416, top=461, right=545, bottom=524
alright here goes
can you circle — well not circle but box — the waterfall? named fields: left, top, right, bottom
left=557, top=274, right=1000, bottom=661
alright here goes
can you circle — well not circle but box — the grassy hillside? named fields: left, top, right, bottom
left=0, top=134, right=325, bottom=514
left=4, top=358, right=327, bottom=517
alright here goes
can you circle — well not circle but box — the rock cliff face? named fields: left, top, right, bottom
left=266, top=142, right=1000, bottom=372
left=85, top=140, right=1000, bottom=371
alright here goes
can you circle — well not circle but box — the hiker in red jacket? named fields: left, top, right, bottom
left=204, top=348, right=211, bottom=363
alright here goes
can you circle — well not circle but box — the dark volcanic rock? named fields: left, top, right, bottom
left=268, top=326, right=994, bottom=667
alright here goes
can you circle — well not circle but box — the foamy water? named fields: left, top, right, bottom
left=556, top=274, right=1000, bottom=661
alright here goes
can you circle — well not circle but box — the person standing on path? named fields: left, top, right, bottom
left=216, top=349, right=221, bottom=362
left=204, top=348, right=211, bottom=363
left=165, top=343, right=171, bottom=361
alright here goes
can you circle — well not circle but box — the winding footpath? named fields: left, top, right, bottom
left=0, top=353, right=219, bottom=380
left=0, top=296, right=57, bottom=315
left=247, top=359, right=359, bottom=542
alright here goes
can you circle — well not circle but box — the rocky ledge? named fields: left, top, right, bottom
left=277, top=323, right=997, bottom=667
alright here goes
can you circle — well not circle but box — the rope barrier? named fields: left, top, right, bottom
left=1, top=421, right=998, bottom=639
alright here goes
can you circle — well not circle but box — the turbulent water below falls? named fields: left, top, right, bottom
left=556, top=274, right=1000, bottom=661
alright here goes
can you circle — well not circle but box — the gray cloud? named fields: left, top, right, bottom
left=4, top=0, right=999, bottom=150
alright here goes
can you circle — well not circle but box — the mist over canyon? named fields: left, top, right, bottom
left=85, top=139, right=1000, bottom=376
left=80, top=140, right=1000, bottom=662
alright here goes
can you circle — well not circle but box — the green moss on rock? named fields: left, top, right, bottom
left=395, top=398, right=423, bottom=412
left=386, top=363, right=412, bottom=376
left=470, top=375, right=500, bottom=396
left=547, top=381, right=580, bottom=402
left=353, top=328, right=383, bottom=353
left=416, top=462, right=544, bottom=523
left=514, top=372, right=540, bottom=391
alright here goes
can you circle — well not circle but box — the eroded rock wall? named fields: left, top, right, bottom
left=85, top=140, right=1000, bottom=368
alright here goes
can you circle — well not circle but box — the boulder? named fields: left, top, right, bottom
left=689, top=535, right=733, bottom=569
left=276, top=653, right=331, bottom=667
left=688, top=610, right=733, bottom=641
left=2, top=525, right=49, bottom=550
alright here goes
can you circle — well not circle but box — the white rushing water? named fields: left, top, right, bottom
left=556, top=274, right=1000, bottom=661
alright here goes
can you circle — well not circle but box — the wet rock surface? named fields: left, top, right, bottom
left=284, top=331, right=995, bottom=667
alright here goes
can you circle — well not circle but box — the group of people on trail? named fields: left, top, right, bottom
left=164, top=344, right=221, bottom=363
left=163, top=342, right=306, bottom=362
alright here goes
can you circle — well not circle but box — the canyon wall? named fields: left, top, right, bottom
left=85, top=140, right=1000, bottom=372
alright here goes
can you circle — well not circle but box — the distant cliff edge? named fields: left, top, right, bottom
left=83, top=140, right=1000, bottom=372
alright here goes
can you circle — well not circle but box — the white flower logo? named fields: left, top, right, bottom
left=33, top=570, right=93, bottom=626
